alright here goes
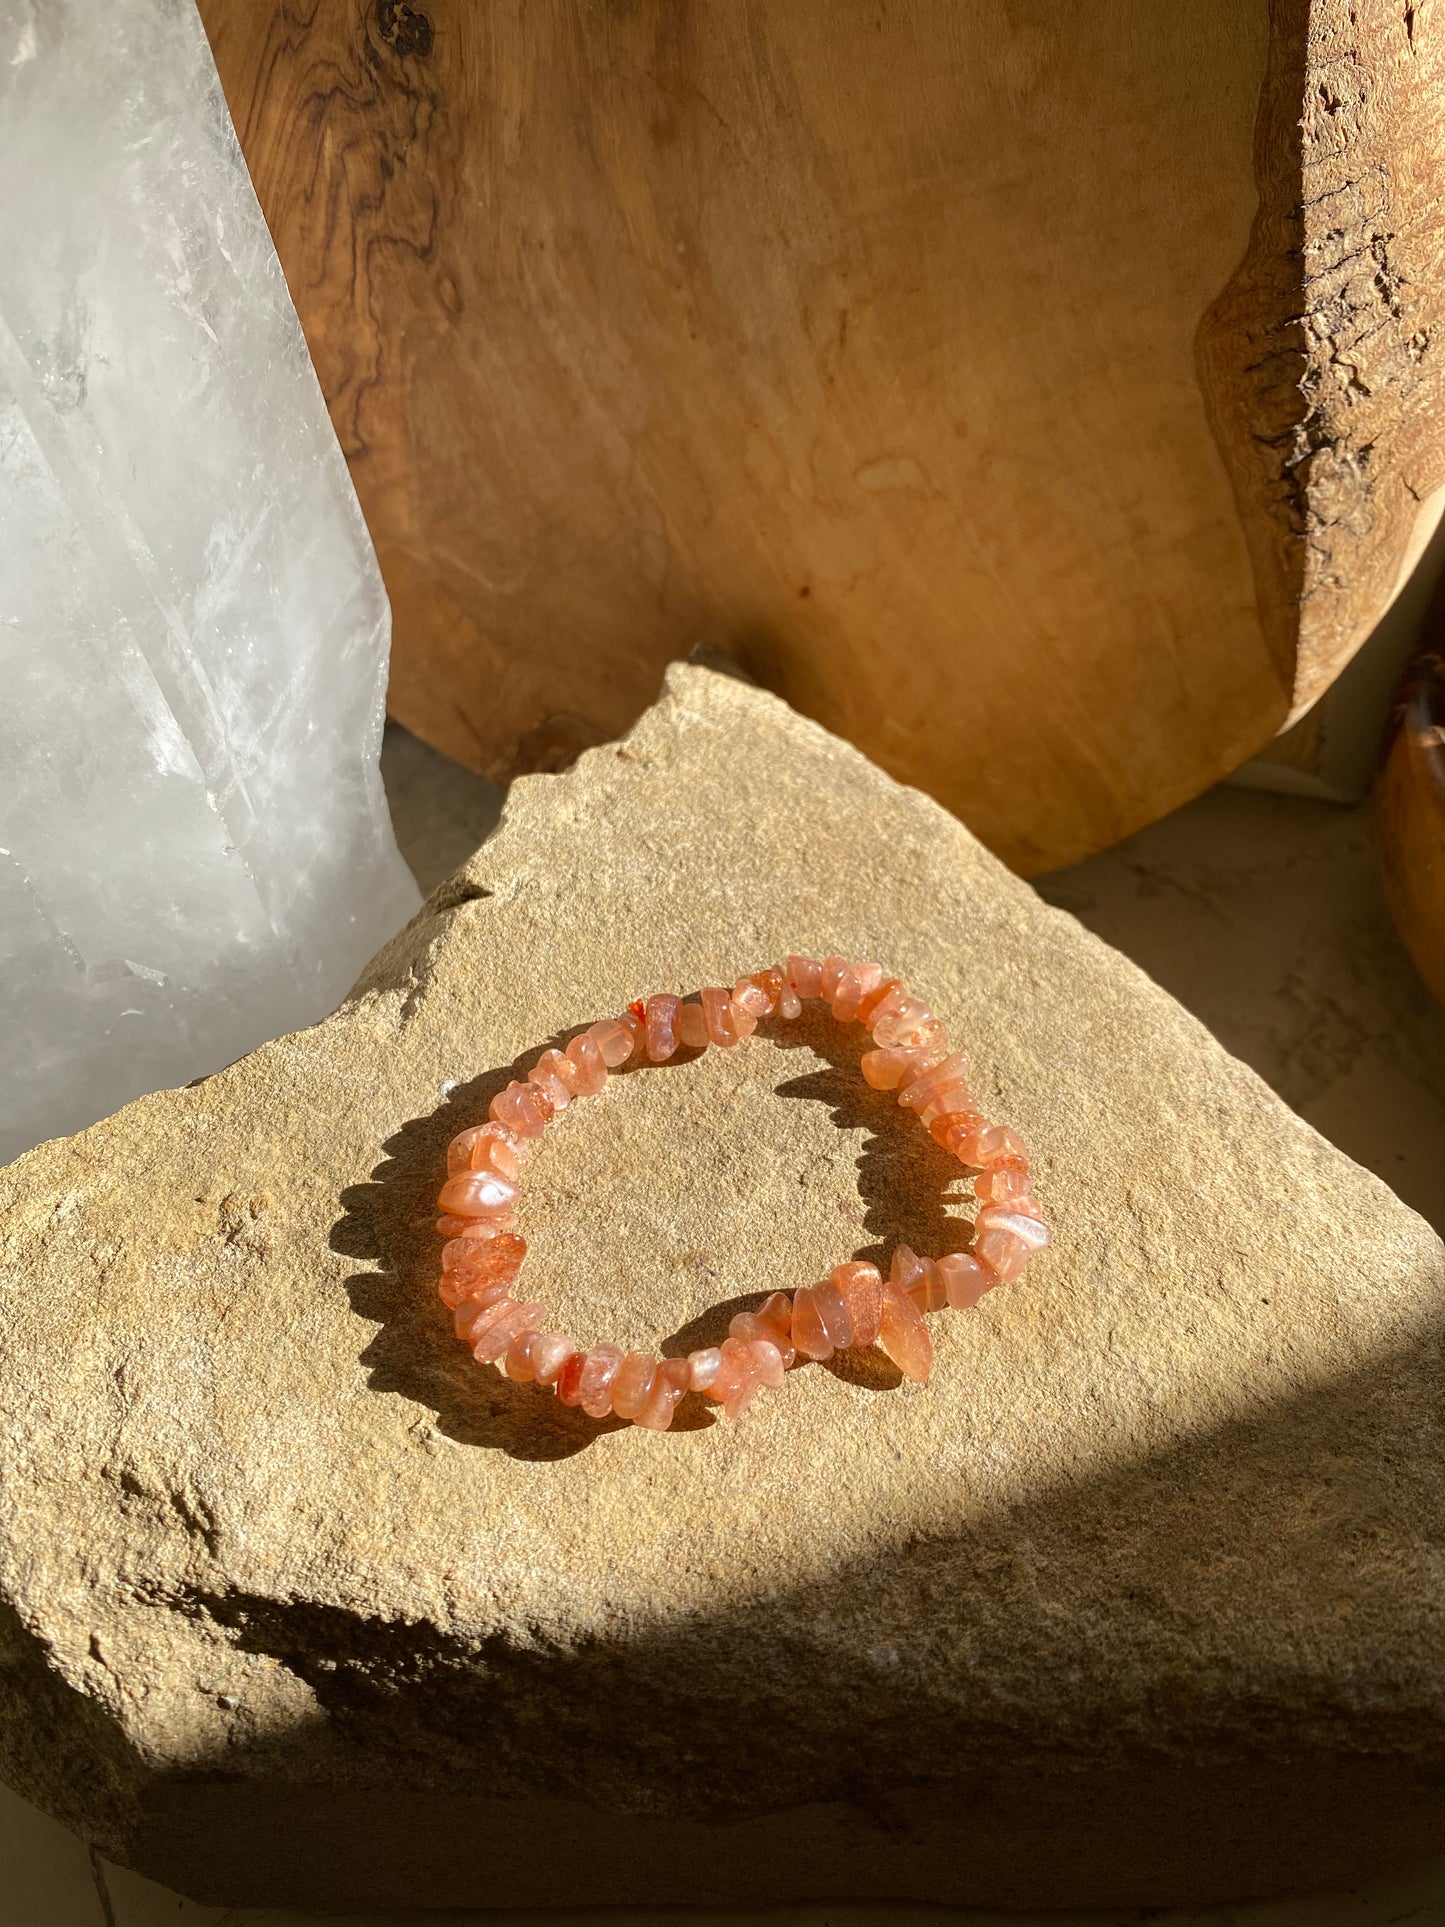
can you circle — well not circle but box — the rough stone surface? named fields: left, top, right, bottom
left=1, top=663, right=1443, bottom=1914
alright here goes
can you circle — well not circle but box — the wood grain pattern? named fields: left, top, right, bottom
left=1378, top=640, right=1445, bottom=1007
left=200, top=0, right=1445, bottom=872
left=1198, top=0, right=1445, bottom=720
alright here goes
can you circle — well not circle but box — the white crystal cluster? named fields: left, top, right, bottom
left=0, top=0, right=421, bottom=1164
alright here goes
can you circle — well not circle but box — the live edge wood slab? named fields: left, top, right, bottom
left=1379, top=636, right=1445, bottom=1008
left=198, top=1, right=1445, bottom=870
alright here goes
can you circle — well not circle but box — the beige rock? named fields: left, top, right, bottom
left=1, top=661, right=1443, bottom=1914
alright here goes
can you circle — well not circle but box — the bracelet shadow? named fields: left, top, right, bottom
left=330, top=1003, right=973, bottom=1462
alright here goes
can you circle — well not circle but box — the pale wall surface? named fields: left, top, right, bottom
left=1035, top=785, right=1445, bottom=1236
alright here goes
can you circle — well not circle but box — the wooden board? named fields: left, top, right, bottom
left=1378, top=639, right=1445, bottom=1009
left=1234, top=488, right=1445, bottom=799
left=199, top=0, right=1445, bottom=872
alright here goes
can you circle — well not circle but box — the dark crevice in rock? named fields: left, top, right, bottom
left=425, top=875, right=492, bottom=915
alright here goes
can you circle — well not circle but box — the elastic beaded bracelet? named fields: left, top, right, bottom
left=435, top=955, right=1050, bottom=1430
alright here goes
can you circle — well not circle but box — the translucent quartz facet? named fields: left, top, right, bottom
left=975, top=1165, right=1032, bottom=1204
left=752, top=967, right=786, bottom=1009
left=728, top=1307, right=768, bottom=1343
left=861, top=1047, right=919, bottom=1090
left=609, top=1351, right=658, bottom=1421
left=890, top=1244, right=946, bottom=1313
left=535, top=1049, right=580, bottom=1096
left=972, top=1229, right=1032, bottom=1282
left=709, top=1338, right=768, bottom=1419
left=991, top=1194, right=1045, bottom=1222
left=436, top=1210, right=519, bottom=1238
left=812, top=1278, right=856, bottom=1351
left=873, top=995, right=942, bottom=1051
left=577, top=1344, right=625, bottom=1417
left=829, top=969, right=861, bottom=1022
left=732, top=976, right=772, bottom=1017
left=675, top=1001, right=709, bottom=1049
left=441, top=1226, right=522, bottom=1269
left=958, top=1123, right=1030, bottom=1168
left=554, top=1352, right=587, bottom=1407
left=455, top=1294, right=515, bottom=1345
left=728, top=1291, right=796, bottom=1367
left=897, top=1051, right=972, bottom=1112
left=445, top=1129, right=482, bottom=1176
left=833, top=1261, right=884, bottom=1344
left=645, top=994, right=680, bottom=1062
left=490, top=1084, right=547, bottom=1137
left=636, top=1357, right=690, bottom=1430
left=974, top=1202, right=1055, bottom=1279
left=756, top=1290, right=794, bottom=1341
left=877, top=1284, right=934, bottom=1381
left=504, top=1331, right=544, bottom=1381
left=0, top=0, right=421, bottom=1165
left=436, top=1171, right=519, bottom=1219
left=446, top=1228, right=527, bottom=1275
left=588, top=1020, right=635, bottom=1067
left=747, top=1339, right=787, bottom=1388
left=819, top=956, right=850, bottom=1003
left=700, top=985, right=739, bottom=1045
left=473, top=1303, right=544, bottom=1363
left=447, top=1127, right=523, bottom=1182
left=529, top=1333, right=575, bottom=1385
left=857, top=977, right=903, bottom=1022
left=930, top=1112, right=987, bottom=1161
left=830, top=961, right=880, bottom=1023
left=528, top=1066, right=572, bottom=1112
left=864, top=985, right=909, bottom=1033
left=692, top=989, right=757, bottom=1046
left=784, top=956, right=823, bottom=1000
left=790, top=1286, right=834, bottom=1361
left=452, top=1285, right=511, bottom=1334
left=936, top=1251, right=995, bottom=1309
left=972, top=1205, right=1053, bottom=1283
left=975, top=1205, right=1052, bottom=1245
left=439, top=1248, right=525, bottom=1307
left=687, top=1347, right=723, bottom=1391
left=445, top=1225, right=527, bottom=1271
left=565, top=1034, right=608, bottom=1095
left=728, top=998, right=758, bottom=1041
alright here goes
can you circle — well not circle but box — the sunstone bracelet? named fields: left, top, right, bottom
left=434, top=956, right=1051, bottom=1430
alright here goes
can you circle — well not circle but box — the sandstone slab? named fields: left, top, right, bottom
left=1, top=663, right=1443, bottom=1912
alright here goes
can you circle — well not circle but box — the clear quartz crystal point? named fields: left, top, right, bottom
left=0, top=0, right=422, bottom=1164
